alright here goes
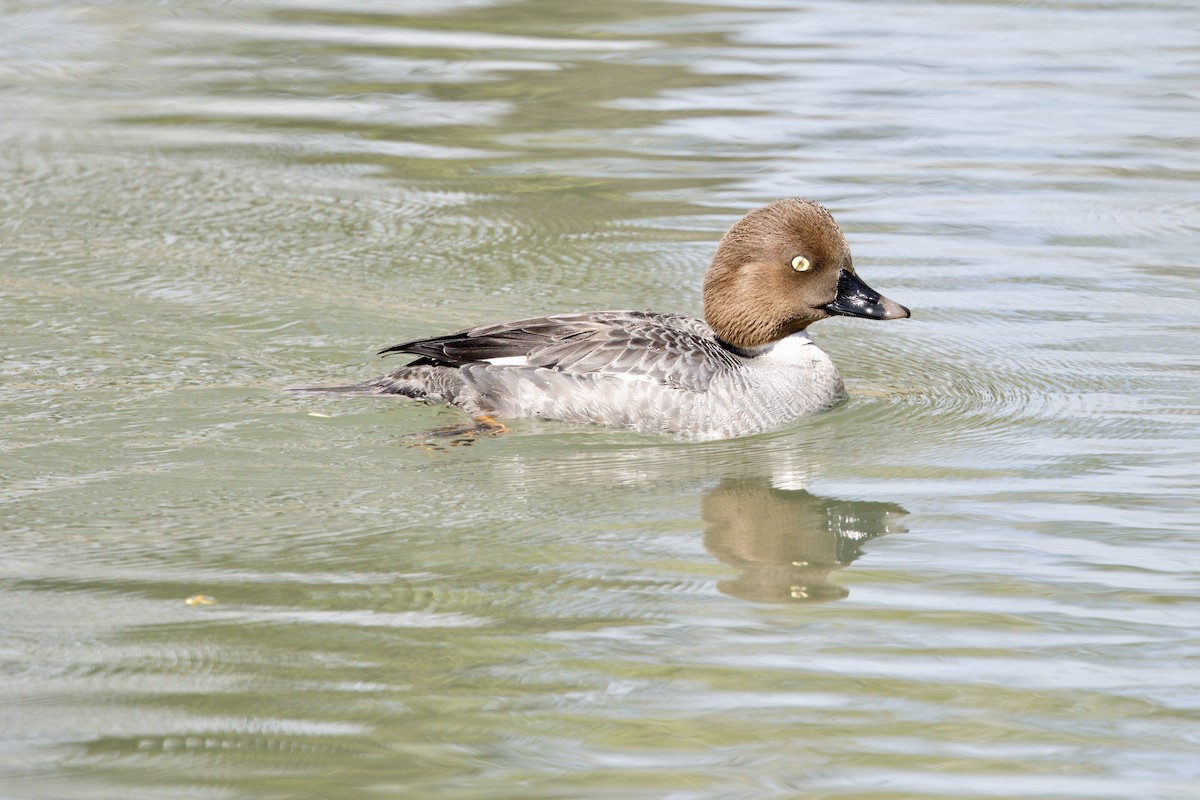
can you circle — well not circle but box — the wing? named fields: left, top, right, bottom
left=379, top=311, right=743, bottom=392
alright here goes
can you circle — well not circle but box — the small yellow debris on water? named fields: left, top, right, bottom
left=308, top=412, right=334, bottom=418
left=185, top=594, right=216, bottom=606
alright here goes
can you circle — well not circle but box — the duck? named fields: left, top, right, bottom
left=295, top=198, right=910, bottom=440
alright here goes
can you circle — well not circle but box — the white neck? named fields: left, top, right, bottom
left=747, top=331, right=816, bottom=364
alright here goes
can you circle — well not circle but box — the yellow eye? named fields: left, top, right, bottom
left=791, top=255, right=811, bottom=272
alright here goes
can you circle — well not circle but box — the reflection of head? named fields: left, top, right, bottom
left=701, top=479, right=906, bottom=604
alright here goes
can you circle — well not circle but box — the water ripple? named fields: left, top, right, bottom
left=5, top=0, right=1200, bottom=797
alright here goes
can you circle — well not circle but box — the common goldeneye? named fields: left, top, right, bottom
left=296, top=199, right=910, bottom=439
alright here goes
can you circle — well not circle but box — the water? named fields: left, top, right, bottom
left=2, top=0, right=1199, bottom=797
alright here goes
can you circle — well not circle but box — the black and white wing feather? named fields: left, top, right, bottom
left=379, top=311, right=742, bottom=392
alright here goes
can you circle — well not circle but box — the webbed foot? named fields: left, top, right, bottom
left=403, top=415, right=510, bottom=450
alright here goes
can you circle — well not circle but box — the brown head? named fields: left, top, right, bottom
left=702, top=199, right=910, bottom=350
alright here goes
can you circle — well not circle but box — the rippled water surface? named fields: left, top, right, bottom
left=3, top=1, right=1199, bottom=797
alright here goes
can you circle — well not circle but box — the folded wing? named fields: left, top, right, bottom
left=380, top=311, right=741, bottom=392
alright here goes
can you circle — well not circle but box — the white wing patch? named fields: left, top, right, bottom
left=484, top=356, right=529, bottom=366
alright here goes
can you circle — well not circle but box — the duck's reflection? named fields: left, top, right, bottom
left=701, top=478, right=906, bottom=603
left=443, top=421, right=906, bottom=605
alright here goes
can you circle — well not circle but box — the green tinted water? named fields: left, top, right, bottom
left=3, top=1, right=1199, bottom=797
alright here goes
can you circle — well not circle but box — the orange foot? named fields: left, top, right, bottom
left=403, top=415, right=510, bottom=450
left=472, top=415, right=509, bottom=435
